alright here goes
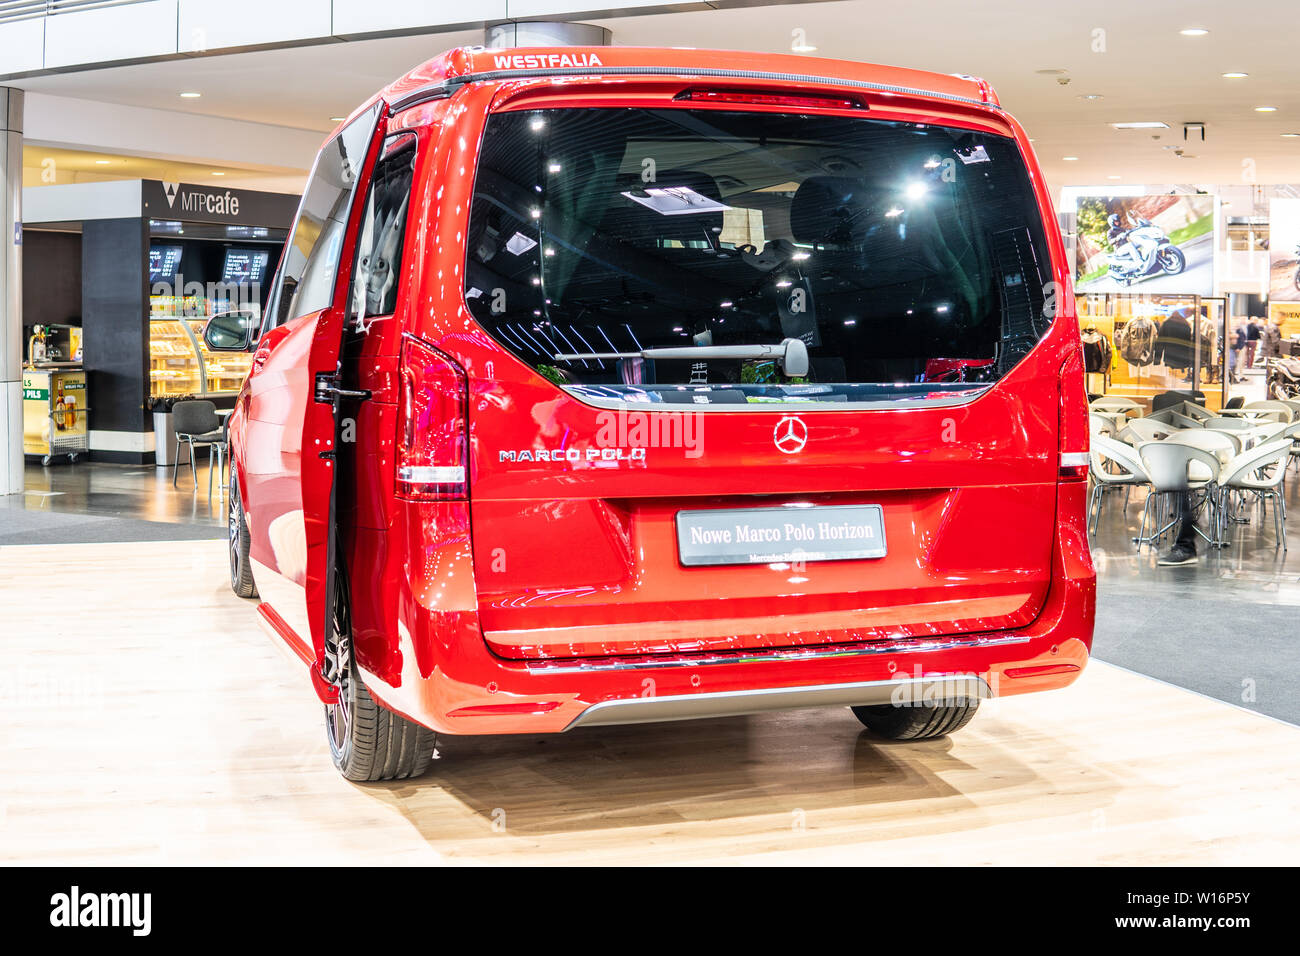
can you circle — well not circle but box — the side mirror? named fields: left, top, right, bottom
left=203, top=310, right=258, bottom=351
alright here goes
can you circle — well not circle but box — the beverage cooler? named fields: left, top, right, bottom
left=23, top=367, right=89, bottom=466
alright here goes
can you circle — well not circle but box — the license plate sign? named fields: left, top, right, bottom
left=675, top=504, right=887, bottom=567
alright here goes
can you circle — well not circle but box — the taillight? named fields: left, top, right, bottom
left=1058, top=347, right=1089, bottom=481
left=397, top=334, right=468, bottom=500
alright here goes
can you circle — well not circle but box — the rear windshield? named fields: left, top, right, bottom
left=464, top=106, right=1053, bottom=407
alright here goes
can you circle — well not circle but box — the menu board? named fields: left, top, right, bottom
left=149, top=245, right=183, bottom=282
left=221, top=248, right=270, bottom=284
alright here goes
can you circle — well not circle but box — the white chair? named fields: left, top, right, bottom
left=1217, top=439, right=1292, bottom=550
left=1088, top=434, right=1149, bottom=534
left=1252, top=422, right=1291, bottom=445
left=1282, top=421, right=1300, bottom=472
left=1182, top=403, right=1214, bottom=422
left=1167, top=410, right=1203, bottom=429
left=1165, top=430, right=1238, bottom=545
left=1090, top=412, right=1120, bottom=437
left=1166, top=429, right=1236, bottom=464
left=1090, top=397, right=1142, bottom=415
left=1243, top=400, right=1294, bottom=423
left=1134, top=441, right=1221, bottom=551
left=1120, top=418, right=1173, bottom=445
left=1205, top=416, right=1252, bottom=432
left=1195, top=427, right=1245, bottom=455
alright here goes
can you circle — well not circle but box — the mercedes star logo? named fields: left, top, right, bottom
left=773, top=416, right=808, bottom=454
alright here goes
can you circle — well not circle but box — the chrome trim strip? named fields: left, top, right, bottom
left=558, top=388, right=990, bottom=413
left=525, top=634, right=1030, bottom=675
left=390, top=66, right=999, bottom=113
left=565, top=675, right=992, bottom=730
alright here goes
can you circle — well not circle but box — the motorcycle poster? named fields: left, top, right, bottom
left=1268, top=198, right=1300, bottom=302
left=1075, top=194, right=1216, bottom=295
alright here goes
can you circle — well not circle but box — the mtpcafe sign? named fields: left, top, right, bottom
left=141, top=180, right=298, bottom=228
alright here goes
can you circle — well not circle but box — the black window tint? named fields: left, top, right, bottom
left=351, top=133, right=416, bottom=320
left=464, top=107, right=1053, bottom=404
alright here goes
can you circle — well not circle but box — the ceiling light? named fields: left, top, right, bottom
left=905, top=182, right=927, bottom=199
left=1035, top=69, right=1067, bottom=76
left=1283, top=133, right=1300, bottom=138
left=211, top=171, right=225, bottom=176
left=791, top=44, right=817, bottom=53
left=1222, top=72, right=1249, bottom=78
left=1179, top=27, right=1209, bottom=36
left=885, top=206, right=904, bottom=217
left=1255, top=106, right=1278, bottom=112
left=179, top=91, right=201, bottom=98
left=94, top=159, right=111, bottom=165
left=329, top=116, right=345, bottom=122
left=1062, top=156, right=1079, bottom=161
left=1111, top=122, right=1170, bottom=129
left=1078, top=94, right=1104, bottom=101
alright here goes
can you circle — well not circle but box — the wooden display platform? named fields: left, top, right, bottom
left=1, top=539, right=1296, bottom=865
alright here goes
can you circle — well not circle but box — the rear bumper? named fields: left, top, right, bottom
left=361, top=560, right=1092, bottom=736
left=358, top=484, right=1096, bottom=735
left=566, top=674, right=992, bottom=730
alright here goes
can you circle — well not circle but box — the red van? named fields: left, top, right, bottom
left=205, top=46, right=1095, bottom=781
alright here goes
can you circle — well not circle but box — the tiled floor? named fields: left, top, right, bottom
left=2, top=539, right=1296, bottom=865
left=3, top=458, right=226, bottom=530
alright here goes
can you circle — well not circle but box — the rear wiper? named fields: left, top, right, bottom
left=552, top=337, right=809, bottom=377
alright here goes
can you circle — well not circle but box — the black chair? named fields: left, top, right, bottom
left=1225, top=395, right=1245, bottom=410
left=172, top=400, right=222, bottom=490
left=1151, top=389, right=1205, bottom=413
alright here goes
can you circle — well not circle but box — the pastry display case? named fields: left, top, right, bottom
left=149, top=296, right=255, bottom=399
left=187, top=318, right=253, bottom=394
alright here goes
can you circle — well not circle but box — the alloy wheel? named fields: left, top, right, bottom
left=228, top=483, right=241, bottom=587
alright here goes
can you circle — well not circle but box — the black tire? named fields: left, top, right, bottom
left=325, top=584, right=436, bottom=782
left=850, top=698, right=980, bottom=740
left=1158, top=245, right=1186, bottom=275
left=228, top=471, right=257, bottom=599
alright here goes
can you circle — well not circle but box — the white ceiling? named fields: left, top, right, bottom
left=13, top=0, right=1300, bottom=195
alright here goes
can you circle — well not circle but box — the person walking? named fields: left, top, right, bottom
left=1229, top=318, right=1247, bottom=383
left=1262, top=315, right=1283, bottom=361
left=1245, top=316, right=1262, bottom=370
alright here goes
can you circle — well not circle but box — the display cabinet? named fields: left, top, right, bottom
left=187, top=318, right=253, bottom=394
left=149, top=302, right=254, bottom=399
left=149, top=317, right=203, bottom=397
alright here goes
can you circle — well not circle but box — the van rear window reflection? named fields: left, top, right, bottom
left=464, top=107, right=1053, bottom=405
